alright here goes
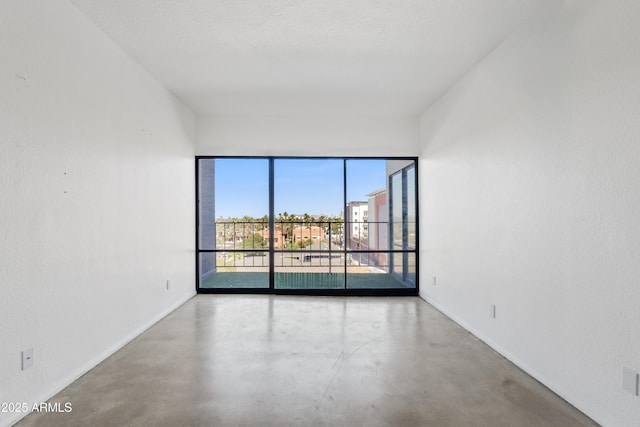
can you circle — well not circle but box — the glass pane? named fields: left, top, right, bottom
left=346, top=159, right=387, bottom=251
left=390, top=172, right=403, bottom=250
left=346, top=251, right=415, bottom=289
left=392, top=251, right=404, bottom=279
left=197, top=159, right=216, bottom=250
left=407, top=251, right=416, bottom=285
left=198, top=158, right=270, bottom=289
left=199, top=253, right=269, bottom=289
left=215, top=159, right=269, bottom=250
left=273, top=159, right=344, bottom=290
left=198, top=159, right=270, bottom=250
left=274, top=251, right=345, bottom=290
left=406, top=165, right=416, bottom=250
left=274, top=159, right=343, bottom=249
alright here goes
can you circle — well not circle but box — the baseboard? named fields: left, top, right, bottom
left=418, top=293, right=603, bottom=427
left=3, top=291, right=196, bottom=427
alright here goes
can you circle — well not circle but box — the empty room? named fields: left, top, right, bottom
left=1, top=0, right=639, bottom=426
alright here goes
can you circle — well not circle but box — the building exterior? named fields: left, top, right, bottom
left=345, top=201, right=368, bottom=250
left=366, top=189, right=388, bottom=267
left=291, top=225, right=325, bottom=244
left=259, top=227, right=286, bottom=249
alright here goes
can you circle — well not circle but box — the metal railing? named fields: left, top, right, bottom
left=200, top=220, right=414, bottom=273
left=199, top=220, right=416, bottom=290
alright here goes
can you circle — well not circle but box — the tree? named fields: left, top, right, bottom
left=240, top=233, right=266, bottom=252
left=330, top=217, right=343, bottom=234
left=257, top=214, right=269, bottom=230
left=277, top=211, right=298, bottom=248
left=290, top=238, right=312, bottom=250
left=315, top=214, right=328, bottom=234
left=330, top=217, right=344, bottom=246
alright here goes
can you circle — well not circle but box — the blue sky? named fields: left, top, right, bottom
left=214, top=159, right=386, bottom=218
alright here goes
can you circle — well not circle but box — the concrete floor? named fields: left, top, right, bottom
left=17, top=296, right=598, bottom=427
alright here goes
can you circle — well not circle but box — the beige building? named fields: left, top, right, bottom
left=259, top=227, right=286, bottom=249
left=291, top=225, right=326, bottom=244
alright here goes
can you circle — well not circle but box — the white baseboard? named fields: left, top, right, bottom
left=418, top=293, right=602, bottom=427
left=3, top=291, right=195, bottom=427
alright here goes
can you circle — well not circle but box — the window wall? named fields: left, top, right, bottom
left=196, top=157, right=418, bottom=295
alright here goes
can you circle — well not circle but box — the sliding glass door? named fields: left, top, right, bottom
left=196, top=157, right=418, bottom=295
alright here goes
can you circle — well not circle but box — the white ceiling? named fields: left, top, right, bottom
left=70, top=0, right=554, bottom=117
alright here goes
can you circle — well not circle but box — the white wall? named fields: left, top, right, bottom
left=419, top=1, right=640, bottom=426
left=197, top=116, right=419, bottom=156
left=0, top=1, right=196, bottom=425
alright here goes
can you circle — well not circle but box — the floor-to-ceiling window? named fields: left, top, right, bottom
left=196, top=157, right=418, bottom=295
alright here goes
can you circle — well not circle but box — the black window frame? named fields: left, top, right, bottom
left=195, top=156, right=419, bottom=296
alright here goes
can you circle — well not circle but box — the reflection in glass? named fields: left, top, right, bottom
left=387, top=161, right=418, bottom=284
left=391, top=171, right=404, bottom=251
left=407, top=166, right=416, bottom=250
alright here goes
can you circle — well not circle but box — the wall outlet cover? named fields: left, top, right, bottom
left=22, top=348, right=34, bottom=370
left=622, top=367, right=639, bottom=395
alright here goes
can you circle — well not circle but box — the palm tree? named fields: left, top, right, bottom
left=257, top=214, right=269, bottom=230
left=316, top=214, right=328, bottom=229
left=277, top=212, right=294, bottom=247
left=239, top=215, right=254, bottom=238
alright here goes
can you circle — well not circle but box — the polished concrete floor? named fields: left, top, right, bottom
left=18, top=296, right=598, bottom=427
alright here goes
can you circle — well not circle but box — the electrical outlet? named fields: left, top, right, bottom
left=622, top=367, right=639, bottom=396
left=166, top=279, right=171, bottom=290
left=489, top=304, right=496, bottom=319
left=22, top=348, right=33, bottom=370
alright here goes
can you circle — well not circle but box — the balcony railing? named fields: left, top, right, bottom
left=202, top=220, right=393, bottom=251
left=201, top=220, right=397, bottom=272
left=199, top=220, right=415, bottom=289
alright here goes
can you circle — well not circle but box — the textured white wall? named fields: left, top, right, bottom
left=0, top=1, right=196, bottom=426
left=197, top=116, right=419, bottom=156
left=419, top=1, right=640, bottom=426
